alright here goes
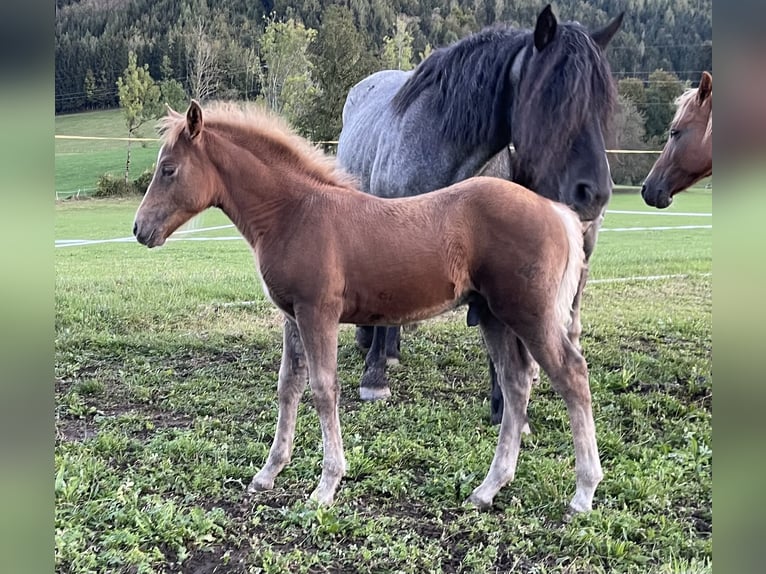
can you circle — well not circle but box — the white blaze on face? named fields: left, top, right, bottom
left=134, top=145, right=165, bottom=221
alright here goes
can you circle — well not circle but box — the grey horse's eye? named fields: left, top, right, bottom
left=670, top=129, right=681, bottom=139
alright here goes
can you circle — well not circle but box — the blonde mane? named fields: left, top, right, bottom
left=674, top=87, right=713, bottom=141
left=157, top=102, right=359, bottom=190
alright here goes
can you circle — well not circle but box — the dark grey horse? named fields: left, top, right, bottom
left=337, top=5, right=622, bottom=423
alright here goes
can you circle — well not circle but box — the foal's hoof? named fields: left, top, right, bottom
left=247, top=473, right=274, bottom=493
left=562, top=504, right=587, bottom=523
left=309, top=488, right=335, bottom=507
left=465, top=492, right=493, bottom=510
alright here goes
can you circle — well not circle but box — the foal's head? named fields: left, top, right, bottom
left=642, top=72, right=713, bottom=208
left=133, top=101, right=219, bottom=247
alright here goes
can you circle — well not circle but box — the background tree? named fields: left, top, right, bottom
left=158, top=55, right=189, bottom=112
left=381, top=14, right=415, bottom=71
left=83, top=69, right=96, bottom=109
left=258, top=16, right=317, bottom=124
left=609, top=94, right=654, bottom=185
left=643, top=69, right=685, bottom=142
left=301, top=5, right=379, bottom=140
left=116, top=51, right=161, bottom=183
left=618, top=77, right=647, bottom=112
left=184, top=15, right=222, bottom=101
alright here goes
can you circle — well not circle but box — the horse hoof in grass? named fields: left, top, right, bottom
left=247, top=474, right=274, bottom=493
left=360, top=385, right=392, bottom=401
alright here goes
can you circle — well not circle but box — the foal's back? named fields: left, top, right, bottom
left=322, top=177, right=578, bottom=325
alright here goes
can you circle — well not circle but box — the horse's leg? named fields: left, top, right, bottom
left=355, top=325, right=374, bottom=351
left=295, top=309, right=346, bottom=506
left=568, top=215, right=602, bottom=350
left=359, top=325, right=392, bottom=401
left=384, top=326, right=401, bottom=366
left=467, top=314, right=535, bottom=508
left=567, top=265, right=588, bottom=351
left=248, top=317, right=308, bottom=492
left=524, top=327, right=602, bottom=515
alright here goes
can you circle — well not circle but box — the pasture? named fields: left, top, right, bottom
left=55, top=109, right=161, bottom=198
left=55, top=187, right=712, bottom=573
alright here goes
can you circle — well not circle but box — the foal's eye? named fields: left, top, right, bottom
left=670, top=129, right=681, bottom=139
left=161, top=165, right=177, bottom=177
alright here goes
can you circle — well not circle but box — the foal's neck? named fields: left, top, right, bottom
left=209, top=132, right=326, bottom=248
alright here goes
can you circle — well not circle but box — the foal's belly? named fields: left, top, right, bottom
left=340, top=275, right=468, bottom=325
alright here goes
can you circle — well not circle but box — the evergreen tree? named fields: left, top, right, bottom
left=259, top=16, right=317, bottom=125
left=644, top=69, right=685, bottom=142
left=381, top=14, right=415, bottom=71
left=301, top=5, right=379, bottom=140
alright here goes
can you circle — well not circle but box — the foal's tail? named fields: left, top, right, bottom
left=551, top=204, right=585, bottom=329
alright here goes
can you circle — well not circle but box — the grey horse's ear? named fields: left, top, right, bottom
left=534, top=4, right=557, bottom=52
left=591, top=12, right=624, bottom=50
left=697, top=71, right=712, bottom=104
left=186, top=100, right=203, bottom=140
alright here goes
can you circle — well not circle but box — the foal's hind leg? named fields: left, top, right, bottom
left=468, top=314, right=535, bottom=509
left=359, top=326, right=392, bottom=401
left=524, top=327, right=603, bottom=514
left=248, top=317, right=308, bottom=493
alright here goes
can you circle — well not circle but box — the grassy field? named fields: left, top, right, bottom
left=55, top=109, right=161, bottom=198
left=54, top=187, right=712, bottom=573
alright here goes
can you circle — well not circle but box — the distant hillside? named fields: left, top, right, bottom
left=55, top=0, right=711, bottom=114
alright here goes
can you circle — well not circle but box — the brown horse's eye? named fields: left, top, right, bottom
left=161, top=165, right=177, bottom=177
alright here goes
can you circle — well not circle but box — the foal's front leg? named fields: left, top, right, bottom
left=296, top=308, right=346, bottom=506
left=248, top=317, right=308, bottom=493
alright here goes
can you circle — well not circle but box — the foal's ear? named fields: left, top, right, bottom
left=165, top=102, right=182, bottom=118
left=591, top=12, right=624, bottom=50
left=186, top=100, right=203, bottom=140
left=697, top=71, right=712, bottom=104
left=534, top=4, right=557, bottom=52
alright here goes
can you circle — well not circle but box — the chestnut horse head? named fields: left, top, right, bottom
left=642, top=71, right=712, bottom=208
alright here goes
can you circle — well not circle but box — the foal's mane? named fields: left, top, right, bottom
left=674, top=87, right=713, bottom=140
left=391, top=20, right=616, bottom=177
left=159, top=102, right=358, bottom=189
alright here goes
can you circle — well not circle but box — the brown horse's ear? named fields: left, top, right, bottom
left=697, top=71, right=712, bottom=104
left=591, top=12, right=624, bottom=50
left=534, top=5, right=557, bottom=52
left=186, top=100, right=203, bottom=140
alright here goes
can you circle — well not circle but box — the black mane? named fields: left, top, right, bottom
left=392, top=25, right=528, bottom=146
left=391, top=21, right=616, bottom=179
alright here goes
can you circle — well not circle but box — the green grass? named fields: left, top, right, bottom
left=55, top=191, right=711, bottom=573
left=55, top=109, right=160, bottom=198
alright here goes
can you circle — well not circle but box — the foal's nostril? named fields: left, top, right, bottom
left=132, top=222, right=138, bottom=237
